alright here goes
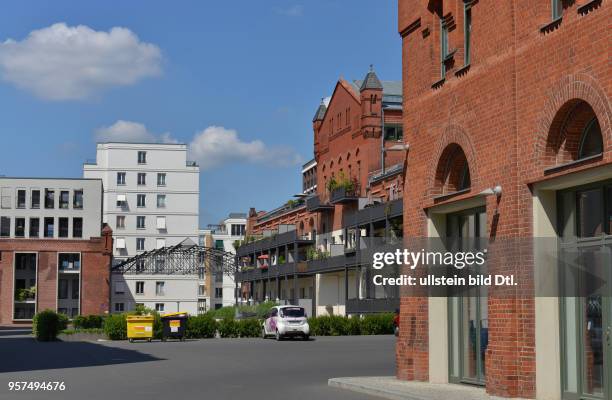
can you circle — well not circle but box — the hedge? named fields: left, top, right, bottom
left=237, top=318, right=262, bottom=337
left=73, top=315, right=104, bottom=329
left=103, top=313, right=127, bottom=340
left=308, top=314, right=394, bottom=336
left=33, top=310, right=62, bottom=341
left=185, top=314, right=217, bottom=338
left=217, top=318, right=239, bottom=338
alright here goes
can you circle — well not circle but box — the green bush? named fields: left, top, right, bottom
left=211, top=306, right=236, bottom=320
left=237, top=318, right=262, bottom=338
left=61, top=328, right=105, bottom=335
left=104, top=314, right=127, bottom=340
left=57, top=313, right=70, bottom=331
left=218, top=318, right=238, bottom=338
left=307, top=314, right=394, bottom=336
left=186, top=314, right=217, bottom=338
left=360, top=313, right=394, bottom=335
left=33, top=310, right=61, bottom=341
left=74, top=315, right=104, bottom=329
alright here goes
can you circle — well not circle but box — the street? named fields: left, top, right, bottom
left=0, top=329, right=393, bottom=400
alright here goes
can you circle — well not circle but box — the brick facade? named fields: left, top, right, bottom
left=0, top=226, right=113, bottom=324
left=397, top=0, right=610, bottom=398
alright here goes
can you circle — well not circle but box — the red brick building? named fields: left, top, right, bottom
left=397, top=1, right=610, bottom=399
left=0, top=178, right=113, bottom=325
left=238, top=67, right=407, bottom=316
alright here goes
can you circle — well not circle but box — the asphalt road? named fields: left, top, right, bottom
left=0, top=328, right=394, bottom=400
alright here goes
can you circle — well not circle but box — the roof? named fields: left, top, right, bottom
left=359, top=69, right=383, bottom=91
left=312, top=100, right=327, bottom=122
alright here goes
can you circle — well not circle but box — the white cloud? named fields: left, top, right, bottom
left=275, top=5, right=304, bottom=17
left=188, top=126, right=303, bottom=170
left=0, top=23, right=162, bottom=100
left=95, top=120, right=177, bottom=144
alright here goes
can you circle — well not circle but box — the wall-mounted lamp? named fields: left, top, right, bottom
left=479, top=185, right=502, bottom=197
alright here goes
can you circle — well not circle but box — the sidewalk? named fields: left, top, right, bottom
left=329, top=376, right=527, bottom=400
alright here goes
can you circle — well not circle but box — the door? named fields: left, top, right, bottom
left=447, top=207, right=488, bottom=385
left=559, top=181, right=611, bottom=400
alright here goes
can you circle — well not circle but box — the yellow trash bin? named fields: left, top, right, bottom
left=127, top=315, right=154, bottom=342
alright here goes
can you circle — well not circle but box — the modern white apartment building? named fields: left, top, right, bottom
left=199, top=213, right=246, bottom=309
left=84, top=142, right=200, bottom=314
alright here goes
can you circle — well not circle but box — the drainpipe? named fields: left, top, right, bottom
left=381, top=105, right=386, bottom=174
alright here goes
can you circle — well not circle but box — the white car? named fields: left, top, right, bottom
left=262, top=305, right=310, bottom=341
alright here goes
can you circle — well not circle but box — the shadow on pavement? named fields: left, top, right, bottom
left=0, top=337, right=163, bottom=373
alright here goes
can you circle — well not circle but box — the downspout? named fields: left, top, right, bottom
left=381, top=104, right=386, bottom=173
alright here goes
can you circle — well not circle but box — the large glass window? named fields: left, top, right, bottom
left=0, top=217, right=9, bottom=237
left=16, top=190, right=26, bottom=209
left=31, top=190, right=40, bottom=209
left=559, top=180, right=611, bottom=400
left=44, top=189, right=54, bottom=209
left=73, top=189, right=83, bottom=209
left=464, top=4, right=472, bottom=65
left=58, top=218, right=69, bottom=238
left=44, top=217, right=54, bottom=238
left=440, top=17, right=449, bottom=78
left=578, top=118, right=604, bottom=160
left=59, top=191, right=69, bottom=209
left=14, top=218, right=25, bottom=237
left=448, top=207, right=488, bottom=385
left=29, top=218, right=39, bottom=238
left=73, top=218, right=83, bottom=238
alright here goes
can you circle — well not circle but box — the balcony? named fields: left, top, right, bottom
left=330, top=186, right=359, bottom=204
left=306, top=194, right=334, bottom=212
left=344, top=198, right=403, bottom=227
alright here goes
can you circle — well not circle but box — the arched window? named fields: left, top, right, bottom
left=458, top=162, right=471, bottom=191
left=578, top=118, right=603, bottom=159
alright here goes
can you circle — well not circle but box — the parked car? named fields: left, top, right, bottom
left=262, top=305, right=310, bottom=341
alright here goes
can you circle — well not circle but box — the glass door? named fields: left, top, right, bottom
left=559, top=181, right=611, bottom=400
left=447, top=207, right=488, bottom=385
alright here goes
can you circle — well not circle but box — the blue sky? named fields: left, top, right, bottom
left=0, top=0, right=401, bottom=227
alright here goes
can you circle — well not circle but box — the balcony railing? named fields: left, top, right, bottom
left=306, top=194, right=334, bottom=212
left=330, top=186, right=359, bottom=204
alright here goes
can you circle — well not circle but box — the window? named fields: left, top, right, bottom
left=137, top=216, right=145, bottom=229
left=31, top=190, right=40, bottom=209
left=114, top=282, right=126, bottom=294
left=58, top=218, right=69, bottom=238
left=198, top=267, right=205, bottom=280
left=114, top=303, right=125, bottom=312
left=116, top=194, right=127, bottom=208
left=440, top=17, right=449, bottom=78
left=1, top=188, right=12, bottom=208
left=137, top=173, right=146, bottom=186
left=44, top=217, right=54, bottom=238
left=215, top=288, right=223, bottom=298
left=73, top=189, right=83, bottom=209
left=137, top=194, right=146, bottom=208
left=71, top=279, right=79, bottom=300
left=16, top=190, right=26, bottom=209
left=156, top=217, right=166, bottom=230
left=59, top=191, right=69, bottom=209
left=155, top=282, right=165, bottom=296
left=15, top=218, right=25, bottom=237
left=464, top=4, right=472, bottom=65
left=136, top=238, right=145, bottom=251
left=137, top=151, right=147, bottom=164
left=198, top=284, right=206, bottom=296
left=29, top=218, right=39, bottom=238
left=155, top=303, right=165, bottom=312
left=44, top=189, right=55, bottom=209
left=136, top=281, right=145, bottom=295
left=59, top=253, right=80, bottom=272
left=156, top=238, right=165, bottom=249
left=73, top=218, right=83, bottom=238
left=136, top=259, right=145, bottom=272
left=116, top=238, right=126, bottom=249
left=157, top=194, right=166, bottom=208
left=116, top=172, right=126, bottom=185
left=552, top=0, right=563, bottom=20
left=116, top=215, right=125, bottom=229
left=384, top=125, right=404, bottom=141
left=578, top=118, right=603, bottom=159
left=157, top=173, right=166, bottom=186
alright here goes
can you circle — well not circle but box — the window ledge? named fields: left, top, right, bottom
left=455, top=64, right=471, bottom=77
left=543, top=153, right=603, bottom=175
left=578, top=0, right=602, bottom=15
left=431, top=78, right=446, bottom=89
left=432, top=188, right=471, bottom=202
left=540, top=17, right=562, bottom=34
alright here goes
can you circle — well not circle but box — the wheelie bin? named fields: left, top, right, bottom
left=161, top=312, right=188, bottom=341
left=127, top=315, right=154, bottom=342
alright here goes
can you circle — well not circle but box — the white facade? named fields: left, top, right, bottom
left=199, top=213, right=246, bottom=309
left=84, top=142, right=200, bottom=314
